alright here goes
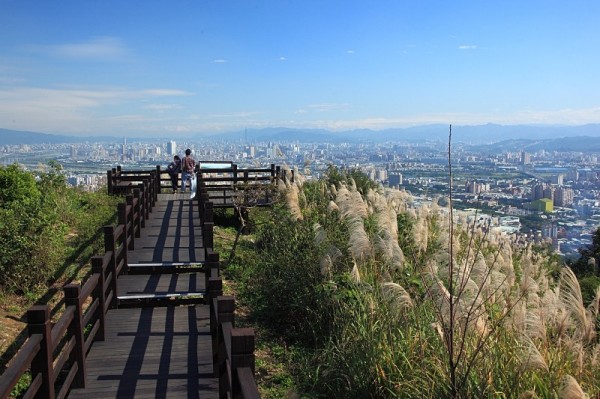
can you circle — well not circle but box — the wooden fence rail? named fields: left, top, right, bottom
left=0, top=180, right=151, bottom=399
left=1, top=166, right=261, bottom=399
left=198, top=188, right=260, bottom=399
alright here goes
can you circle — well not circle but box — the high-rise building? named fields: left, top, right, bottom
left=167, top=141, right=177, bottom=156
left=550, top=174, right=564, bottom=185
left=388, top=173, right=402, bottom=187
left=554, top=187, right=574, bottom=207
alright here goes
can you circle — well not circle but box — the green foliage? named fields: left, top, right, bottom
left=579, top=275, right=600, bottom=306
left=572, top=226, right=600, bottom=277
left=324, top=164, right=378, bottom=195
left=243, top=204, right=330, bottom=345
left=225, top=172, right=600, bottom=398
left=0, top=163, right=118, bottom=294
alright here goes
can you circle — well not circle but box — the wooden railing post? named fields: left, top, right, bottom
left=270, top=163, right=275, bottom=178
left=203, top=201, right=214, bottom=225
left=232, top=164, right=238, bottom=185
left=205, top=251, right=220, bottom=297
left=155, top=165, right=162, bottom=196
left=215, top=296, right=235, bottom=382
left=106, top=170, right=113, bottom=195
left=231, top=329, right=256, bottom=399
left=27, top=305, right=55, bottom=399
left=203, top=222, right=214, bottom=253
left=63, top=284, right=87, bottom=389
left=104, top=226, right=119, bottom=309
left=133, top=188, right=142, bottom=234
left=142, top=180, right=151, bottom=218
left=91, top=256, right=107, bottom=340
left=208, top=276, right=223, bottom=306
left=124, top=196, right=135, bottom=250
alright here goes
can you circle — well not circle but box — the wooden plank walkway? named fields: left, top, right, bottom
left=68, top=193, right=218, bottom=399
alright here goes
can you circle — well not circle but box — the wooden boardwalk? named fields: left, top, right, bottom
left=68, top=193, right=218, bottom=399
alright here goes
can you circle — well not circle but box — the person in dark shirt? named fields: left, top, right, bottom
left=167, top=155, right=181, bottom=193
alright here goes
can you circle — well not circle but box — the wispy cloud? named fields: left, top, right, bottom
left=347, top=50, right=355, bottom=54
left=206, top=111, right=260, bottom=119
left=458, top=45, right=477, bottom=50
left=144, top=103, right=183, bottom=111
left=37, top=37, right=130, bottom=60
left=298, top=103, right=350, bottom=113
left=0, top=85, right=192, bottom=133
left=213, top=59, right=227, bottom=63
left=279, top=56, right=287, bottom=61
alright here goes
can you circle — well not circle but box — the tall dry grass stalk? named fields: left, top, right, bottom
left=278, top=165, right=599, bottom=397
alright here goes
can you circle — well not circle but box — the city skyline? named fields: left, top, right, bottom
left=2, top=1, right=600, bottom=137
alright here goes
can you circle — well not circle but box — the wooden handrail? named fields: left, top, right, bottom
left=0, top=174, right=155, bottom=399
left=210, top=295, right=259, bottom=399
left=1, top=165, right=262, bottom=398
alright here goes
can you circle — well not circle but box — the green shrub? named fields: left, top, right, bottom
left=0, top=163, right=118, bottom=294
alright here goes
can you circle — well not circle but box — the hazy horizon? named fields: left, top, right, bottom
left=2, top=1, right=600, bottom=138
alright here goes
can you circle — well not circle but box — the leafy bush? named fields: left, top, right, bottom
left=0, top=163, right=118, bottom=294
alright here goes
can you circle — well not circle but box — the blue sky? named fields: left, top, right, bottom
left=1, top=1, right=600, bottom=138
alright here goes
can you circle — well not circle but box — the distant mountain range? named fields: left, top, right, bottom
left=0, top=128, right=115, bottom=145
left=3, top=124, right=600, bottom=152
left=208, top=124, right=600, bottom=144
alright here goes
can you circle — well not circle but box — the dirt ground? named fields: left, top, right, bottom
left=0, top=309, right=27, bottom=369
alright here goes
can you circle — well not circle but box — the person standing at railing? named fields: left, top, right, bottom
left=180, top=148, right=196, bottom=193
left=167, top=155, right=181, bottom=193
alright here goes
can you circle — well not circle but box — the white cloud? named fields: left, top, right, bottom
left=307, top=103, right=350, bottom=112
left=347, top=50, right=355, bottom=54
left=213, top=59, right=227, bottom=63
left=144, top=103, right=183, bottom=111
left=458, top=45, right=477, bottom=50
left=0, top=85, right=193, bottom=134
left=41, top=37, right=129, bottom=60
left=206, top=111, right=260, bottom=119
left=279, top=56, right=287, bottom=61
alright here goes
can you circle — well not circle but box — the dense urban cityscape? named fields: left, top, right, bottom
left=3, top=135, right=600, bottom=259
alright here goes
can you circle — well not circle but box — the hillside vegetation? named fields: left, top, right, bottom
left=225, top=167, right=600, bottom=398
left=0, top=163, right=119, bottom=364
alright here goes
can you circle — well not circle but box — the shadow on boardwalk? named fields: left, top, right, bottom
left=68, top=194, right=217, bottom=399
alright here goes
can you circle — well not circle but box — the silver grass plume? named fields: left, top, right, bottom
left=320, top=254, right=332, bottom=277
left=350, top=261, right=361, bottom=283
left=320, top=245, right=343, bottom=277
left=285, top=182, right=303, bottom=221
left=313, top=223, right=326, bottom=246
left=563, top=337, right=585, bottom=375
left=347, top=217, right=372, bottom=260
left=277, top=178, right=287, bottom=192
left=558, top=375, right=588, bottom=399
left=591, top=344, right=600, bottom=367
left=519, top=334, right=549, bottom=372
left=518, top=391, right=540, bottom=399
left=327, top=200, right=339, bottom=213
left=524, top=308, right=547, bottom=342
left=588, top=285, right=600, bottom=318
left=559, top=267, right=596, bottom=344
left=381, top=282, right=413, bottom=310
left=349, top=177, right=357, bottom=192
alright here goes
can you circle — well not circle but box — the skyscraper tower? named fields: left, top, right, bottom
left=167, top=141, right=177, bottom=156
